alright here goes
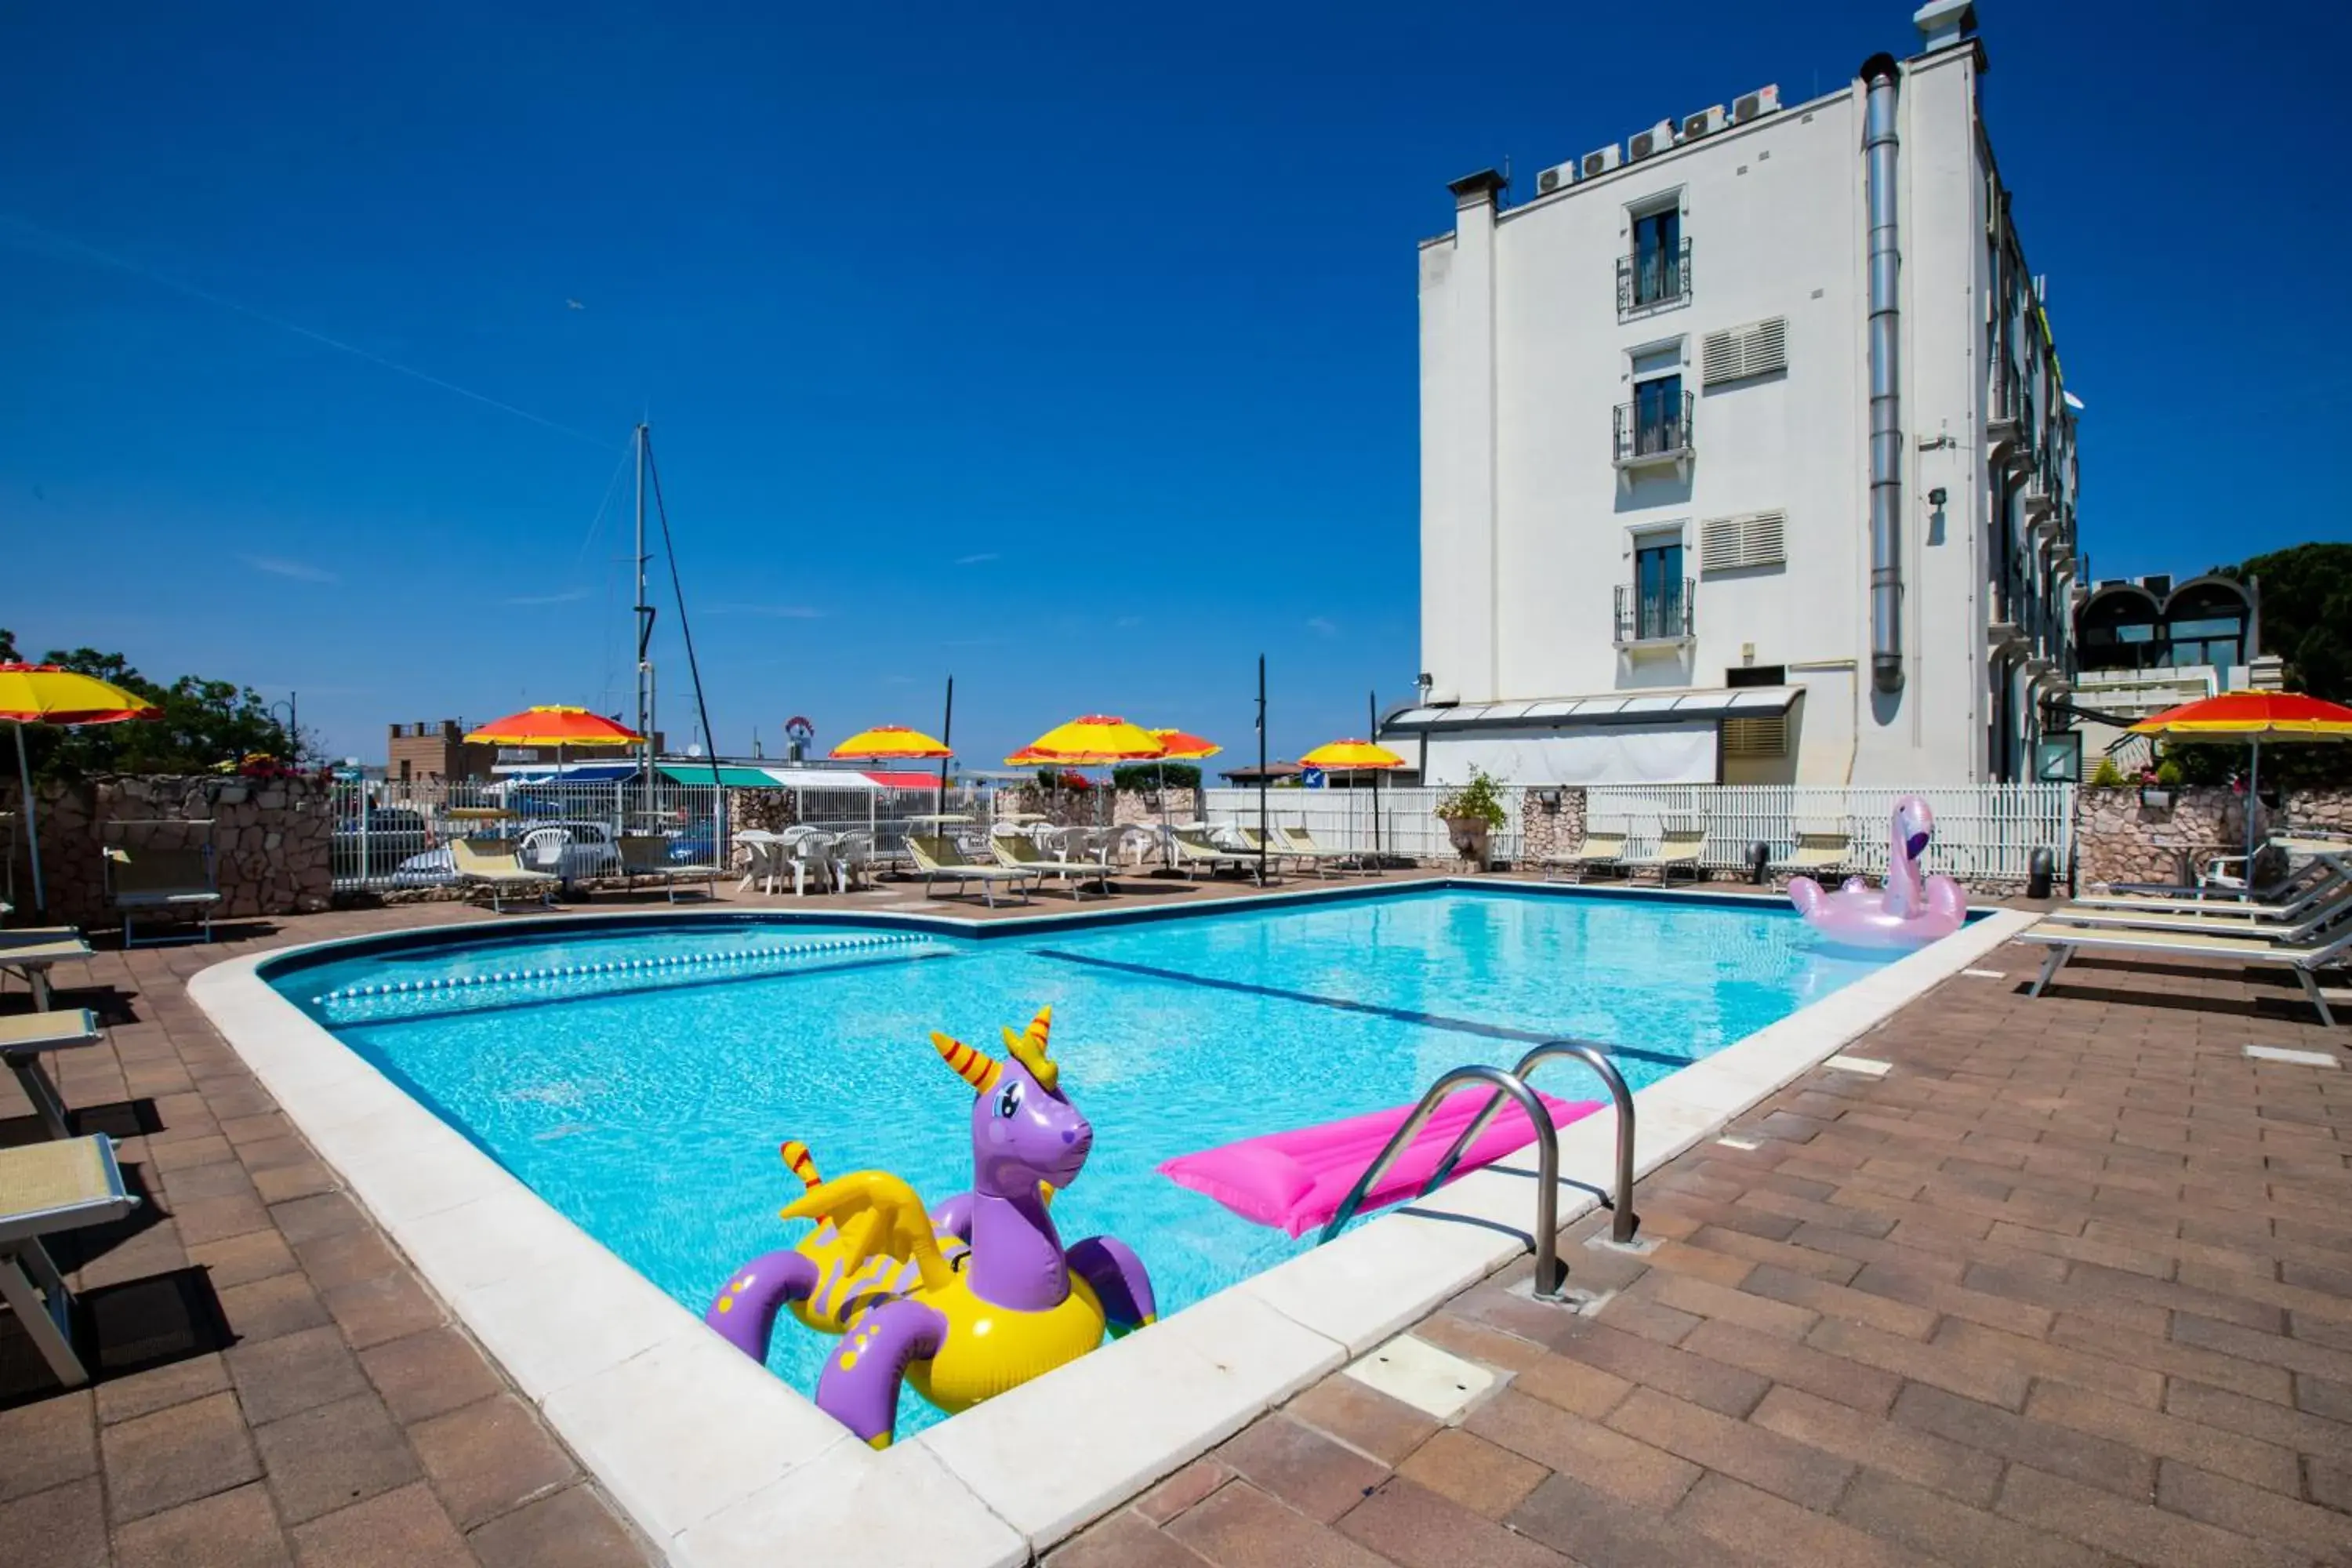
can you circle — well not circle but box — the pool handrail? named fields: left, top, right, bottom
left=1420, top=1040, right=1641, bottom=1248
left=1317, top=1065, right=1566, bottom=1299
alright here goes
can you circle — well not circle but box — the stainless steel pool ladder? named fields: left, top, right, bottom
left=1317, top=1040, right=1639, bottom=1301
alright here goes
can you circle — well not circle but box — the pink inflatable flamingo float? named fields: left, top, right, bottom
left=1788, top=795, right=1966, bottom=949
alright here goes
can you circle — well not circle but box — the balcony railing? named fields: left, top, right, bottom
left=1613, top=392, right=1694, bottom=466
left=1617, top=238, right=1692, bottom=318
left=1615, top=579, right=1695, bottom=645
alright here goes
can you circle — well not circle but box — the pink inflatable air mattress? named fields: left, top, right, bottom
left=1159, top=1091, right=1602, bottom=1238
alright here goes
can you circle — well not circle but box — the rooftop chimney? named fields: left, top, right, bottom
left=1913, top=0, right=1976, bottom=50
left=1446, top=169, right=1508, bottom=212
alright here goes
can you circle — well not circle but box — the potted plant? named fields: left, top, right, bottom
left=2089, top=755, right=2124, bottom=788
left=2139, top=757, right=2183, bottom=811
left=1434, top=768, right=1508, bottom=868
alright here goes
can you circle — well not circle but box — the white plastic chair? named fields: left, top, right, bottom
left=785, top=829, right=840, bottom=896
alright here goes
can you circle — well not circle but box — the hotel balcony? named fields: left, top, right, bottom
left=1617, top=238, right=1691, bottom=321
left=1613, top=393, right=1694, bottom=485
left=1615, top=579, right=1695, bottom=649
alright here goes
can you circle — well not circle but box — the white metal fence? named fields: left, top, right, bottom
left=1206, top=782, right=2073, bottom=882
left=1203, top=786, right=1523, bottom=863
left=328, top=778, right=728, bottom=891
left=328, top=776, right=1004, bottom=891
left=1581, top=783, right=2073, bottom=883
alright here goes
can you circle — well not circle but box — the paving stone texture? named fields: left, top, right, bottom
left=2, top=876, right=2345, bottom=1566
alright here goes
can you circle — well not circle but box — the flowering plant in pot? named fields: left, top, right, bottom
left=1433, top=768, right=1508, bottom=869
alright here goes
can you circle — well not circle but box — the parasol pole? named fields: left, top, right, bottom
left=14, top=724, right=45, bottom=916
left=2246, top=737, right=2261, bottom=870
left=1257, top=655, right=1269, bottom=884
left=1369, top=688, right=1383, bottom=868
left=938, top=677, right=955, bottom=817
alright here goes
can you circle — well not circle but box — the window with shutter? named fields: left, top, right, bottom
left=1700, top=317, right=1789, bottom=385
left=1700, top=510, right=1788, bottom=572
left=1722, top=714, right=1788, bottom=757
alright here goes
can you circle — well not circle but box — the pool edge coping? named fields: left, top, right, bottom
left=187, top=891, right=2041, bottom=1566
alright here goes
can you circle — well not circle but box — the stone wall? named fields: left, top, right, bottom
left=2071, top=783, right=2352, bottom=893
left=1515, top=788, right=1588, bottom=868
left=1002, top=786, right=1196, bottom=830
left=2287, top=786, right=2352, bottom=840
left=2074, top=785, right=2257, bottom=892
left=2, top=774, right=332, bottom=925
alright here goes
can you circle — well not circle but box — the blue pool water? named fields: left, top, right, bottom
left=270, top=887, right=1894, bottom=1436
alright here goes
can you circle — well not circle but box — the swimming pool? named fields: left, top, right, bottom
left=267, top=885, right=1896, bottom=1439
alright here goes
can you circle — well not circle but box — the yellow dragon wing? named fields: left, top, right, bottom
left=780, top=1171, right=955, bottom=1294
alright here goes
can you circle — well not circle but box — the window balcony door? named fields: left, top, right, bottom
left=1634, top=541, right=1687, bottom=642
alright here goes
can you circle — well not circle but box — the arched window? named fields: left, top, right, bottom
left=2158, top=578, right=2252, bottom=671
left=2077, top=585, right=2163, bottom=671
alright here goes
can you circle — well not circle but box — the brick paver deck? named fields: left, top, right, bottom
left=2, top=877, right=2344, bottom=1567
left=1057, top=938, right=2352, bottom=1567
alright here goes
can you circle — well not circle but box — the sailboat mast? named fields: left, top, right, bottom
left=633, top=422, right=655, bottom=814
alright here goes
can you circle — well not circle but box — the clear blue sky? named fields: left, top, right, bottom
left=5, top=1, right=2345, bottom=768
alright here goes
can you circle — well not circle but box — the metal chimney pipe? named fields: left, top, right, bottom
left=1862, top=53, right=1904, bottom=695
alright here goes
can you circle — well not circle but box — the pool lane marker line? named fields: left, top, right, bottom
left=312, top=931, right=927, bottom=1005
left=1033, top=948, right=1693, bottom=1069
left=316, top=948, right=957, bottom=1030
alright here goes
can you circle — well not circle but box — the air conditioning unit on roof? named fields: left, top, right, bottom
left=1733, top=84, right=1781, bottom=122
left=1628, top=120, right=1678, bottom=161
left=1535, top=159, right=1579, bottom=196
left=1682, top=105, right=1728, bottom=140
left=1581, top=144, right=1621, bottom=180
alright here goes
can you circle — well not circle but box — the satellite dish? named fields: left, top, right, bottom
left=687, top=744, right=706, bottom=757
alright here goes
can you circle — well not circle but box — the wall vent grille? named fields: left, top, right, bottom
left=1701, top=317, right=1789, bottom=384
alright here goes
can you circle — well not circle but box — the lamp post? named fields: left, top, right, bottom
left=269, top=692, right=300, bottom=764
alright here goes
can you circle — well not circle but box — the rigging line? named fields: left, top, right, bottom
left=0, top=212, right=604, bottom=445
left=642, top=436, right=727, bottom=796
left=572, top=437, right=634, bottom=715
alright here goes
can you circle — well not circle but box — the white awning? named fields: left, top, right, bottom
left=1386, top=686, right=1800, bottom=732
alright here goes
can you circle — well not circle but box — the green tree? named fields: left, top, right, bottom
left=1111, top=761, right=1200, bottom=790
left=0, top=630, right=294, bottom=780
left=2219, top=543, right=2352, bottom=702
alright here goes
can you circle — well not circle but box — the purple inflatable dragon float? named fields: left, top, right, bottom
left=704, top=1006, right=1156, bottom=1447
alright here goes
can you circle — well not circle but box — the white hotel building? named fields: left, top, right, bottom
left=1388, top=2, right=2081, bottom=788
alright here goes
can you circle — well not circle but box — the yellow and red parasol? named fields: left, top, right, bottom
left=1007, top=716, right=1167, bottom=767
left=1297, top=739, right=1407, bottom=772
left=830, top=724, right=953, bottom=761
left=1299, top=739, right=1410, bottom=864
left=2, top=663, right=164, bottom=915
left=463, top=706, right=644, bottom=748
left=2129, top=691, right=2352, bottom=860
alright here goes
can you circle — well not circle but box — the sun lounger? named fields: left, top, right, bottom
left=1271, top=824, right=1362, bottom=877
left=991, top=831, right=1112, bottom=898
left=451, top=837, right=560, bottom=913
left=907, top=836, right=1036, bottom=909
left=1539, top=830, right=1628, bottom=884
left=1622, top=829, right=1707, bottom=885
left=104, top=845, right=221, bottom=947
left=0, top=1134, right=142, bottom=1387
left=1172, top=827, right=1263, bottom=884
left=616, top=835, right=717, bottom=902
left=2024, top=919, right=2352, bottom=1027
left=1228, top=826, right=1320, bottom=878
left=0, top=933, right=95, bottom=1011
left=1769, top=831, right=1852, bottom=884
left=0, top=1008, right=103, bottom=1141
left=2044, top=881, right=2352, bottom=942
